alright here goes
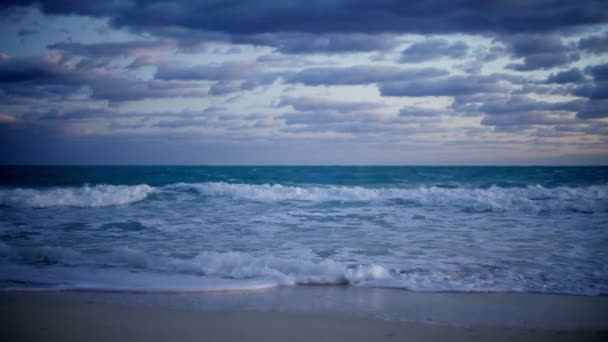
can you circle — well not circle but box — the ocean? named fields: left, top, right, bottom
left=0, top=166, right=607, bottom=295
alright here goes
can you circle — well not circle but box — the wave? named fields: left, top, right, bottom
left=0, top=243, right=391, bottom=292
left=1, top=182, right=606, bottom=213
left=1, top=243, right=604, bottom=295
left=0, top=184, right=153, bottom=208
left=170, top=182, right=608, bottom=213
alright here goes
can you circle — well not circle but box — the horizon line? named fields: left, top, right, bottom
left=1, top=164, right=607, bottom=167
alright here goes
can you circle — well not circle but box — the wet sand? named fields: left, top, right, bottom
left=2, top=290, right=607, bottom=341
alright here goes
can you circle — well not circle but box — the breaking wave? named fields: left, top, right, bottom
left=1, top=243, right=604, bottom=295
left=1, top=182, right=606, bottom=213
left=0, top=184, right=153, bottom=208
left=0, top=243, right=390, bottom=292
left=170, top=182, right=608, bottom=213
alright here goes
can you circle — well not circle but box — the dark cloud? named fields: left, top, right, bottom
left=379, top=75, right=505, bottom=97
left=578, top=33, right=608, bottom=53
left=89, top=78, right=208, bottom=103
left=0, top=53, right=208, bottom=104
left=16, top=105, right=222, bottom=123
left=128, top=55, right=160, bottom=68
left=156, top=61, right=258, bottom=81
left=481, top=112, right=575, bottom=127
left=17, top=27, right=38, bottom=42
left=279, top=110, right=387, bottom=126
left=148, top=108, right=273, bottom=131
left=277, top=100, right=443, bottom=136
left=477, top=96, right=583, bottom=115
left=586, top=63, right=608, bottom=80
left=208, top=81, right=244, bottom=95
left=152, top=117, right=206, bottom=129
left=502, top=34, right=580, bottom=71
left=569, top=64, right=608, bottom=101
left=546, top=68, right=585, bottom=83
left=452, top=95, right=588, bottom=128
left=573, top=82, right=608, bottom=100
left=5, top=1, right=607, bottom=37
left=27, top=105, right=113, bottom=121
left=238, top=33, right=398, bottom=54
left=286, top=66, right=447, bottom=86
left=48, top=40, right=175, bottom=58
left=454, top=61, right=483, bottom=74
left=400, top=39, right=468, bottom=63
left=47, top=40, right=174, bottom=69
left=398, top=107, right=445, bottom=117
left=278, top=96, right=386, bottom=113
left=576, top=99, right=608, bottom=119
left=0, top=53, right=75, bottom=84
left=278, top=110, right=439, bottom=135
left=154, top=61, right=283, bottom=95
left=1, top=1, right=607, bottom=165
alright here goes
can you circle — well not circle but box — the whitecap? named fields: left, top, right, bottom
left=0, top=184, right=154, bottom=208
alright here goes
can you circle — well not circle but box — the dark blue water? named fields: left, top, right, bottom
left=1, top=166, right=607, bottom=294
left=1, top=165, right=607, bottom=187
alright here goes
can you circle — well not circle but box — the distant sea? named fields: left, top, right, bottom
left=0, top=166, right=607, bottom=295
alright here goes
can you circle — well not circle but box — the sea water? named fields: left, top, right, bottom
left=0, top=166, right=606, bottom=295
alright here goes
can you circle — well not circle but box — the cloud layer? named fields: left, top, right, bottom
left=0, top=1, right=607, bottom=164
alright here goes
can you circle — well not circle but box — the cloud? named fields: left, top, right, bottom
left=573, top=82, right=608, bottom=100
left=48, top=40, right=175, bottom=59
left=155, top=60, right=258, bottom=81
left=278, top=111, right=440, bottom=135
left=477, top=96, right=583, bottom=115
left=481, top=112, right=576, bottom=127
left=0, top=52, right=75, bottom=84
left=379, top=75, right=506, bottom=97
left=576, top=99, right=608, bottom=119
left=566, top=63, right=608, bottom=102
left=0, top=113, right=17, bottom=123
left=0, top=52, right=209, bottom=104
left=279, top=110, right=387, bottom=126
left=502, top=34, right=580, bottom=71
left=398, top=107, right=446, bottom=117
left=238, top=33, right=399, bottom=54
left=586, top=63, right=608, bottom=80
left=546, top=68, right=585, bottom=84
left=578, top=33, right=608, bottom=54
left=277, top=100, right=443, bottom=136
left=47, top=40, right=175, bottom=69
left=278, top=96, right=387, bottom=113
left=128, top=55, right=161, bottom=68
left=6, top=1, right=607, bottom=37
left=1, top=1, right=607, bottom=165
left=89, top=79, right=208, bottom=103
left=285, top=66, right=447, bottom=86
left=154, top=60, right=284, bottom=95
left=26, top=105, right=113, bottom=121
left=400, top=39, right=468, bottom=63
left=208, top=81, right=244, bottom=95
left=452, top=95, right=590, bottom=130
left=17, top=27, right=38, bottom=43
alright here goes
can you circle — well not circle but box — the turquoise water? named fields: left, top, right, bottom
left=1, top=166, right=607, bottom=294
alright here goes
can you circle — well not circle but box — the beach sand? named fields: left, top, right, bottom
left=2, top=290, right=607, bottom=341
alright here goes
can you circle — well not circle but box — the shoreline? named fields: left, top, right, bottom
left=2, top=287, right=608, bottom=341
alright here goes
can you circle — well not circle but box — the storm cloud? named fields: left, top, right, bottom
left=4, top=1, right=607, bottom=35
left=400, top=40, right=468, bottom=63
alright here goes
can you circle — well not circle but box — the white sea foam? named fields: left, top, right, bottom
left=1, top=182, right=605, bottom=212
left=0, top=243, right=605, bottom=295
left=168, top=182, right=608, bottom=213
left=0, top=244, right=391, bottom=290
left=0, top=184, right=154, bottom=208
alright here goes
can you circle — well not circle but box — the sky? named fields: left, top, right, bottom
left=0, top=1, right=607, bottom=165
